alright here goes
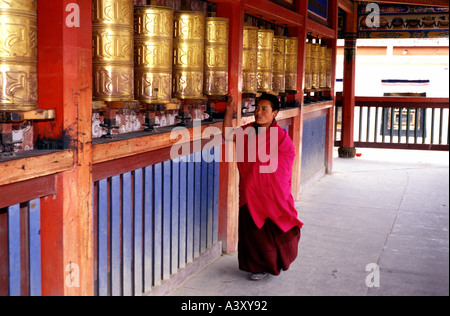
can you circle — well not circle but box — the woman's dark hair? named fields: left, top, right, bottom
left=256, top=93, right=280, bottom=112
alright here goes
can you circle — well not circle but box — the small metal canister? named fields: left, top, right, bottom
left=204, top=17, right=229, bottom=97
left=134, top=5, right=174, bottom=104
left=173, top=11, right=205, bottom=100
left=93, top=0, right=134, bottom=102
left=319, top=44, right=328, bottom=88
left=256, top=29, right=274, bottom=93
left=304, top=40, right=312, bottom=90
left=284, top=37, right=298, bottom=92
left=272, top=36, right=286, bottom=95
left=242, top=26, right=258, bottom=94
left=0, top=0, right=37, bottom=111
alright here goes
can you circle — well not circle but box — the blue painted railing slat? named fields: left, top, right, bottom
left=28, top=198, right=42, bottom=297
left=7, top=204, right=21, bottom=297
left=93, top=146, right=221, bottom=296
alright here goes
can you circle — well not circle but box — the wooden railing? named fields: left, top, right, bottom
left=0, top=151, right=73, bottom=296
left=335, top=97, right=450, bottom=151
left=92, top=144, right=221, bottom=296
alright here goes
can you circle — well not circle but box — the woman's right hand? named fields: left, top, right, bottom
left=223, top=94, right=235, bottom=140
left=225, top=94, right=234, bottom=113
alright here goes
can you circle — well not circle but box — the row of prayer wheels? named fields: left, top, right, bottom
left=93, top=0, right=229, bottom=105
left=305, top=38, right=333, bottom=90
left=0, top=0, right=38, bottom=112
left=242, top=26, right=298, bottom=95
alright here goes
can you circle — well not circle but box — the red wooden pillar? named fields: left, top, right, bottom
left=326, top=0, right=339, bottom=170
left=216, top=0, right=244, bottom=254
left=339, top=3, right=358, bottom=158
left=288, top=0, right=308, bottom=201
left=35, top=0, right=93, bottom=295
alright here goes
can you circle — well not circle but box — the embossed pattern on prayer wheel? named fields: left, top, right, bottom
left=311, top=41, right=320, bottom=89
left=319, top=44, right=328, bottom=88
left=272, top=36, right=286, bottom=95
left=242, top=26, right=258, bottom=94
left=93, top=0, right=134, bottom=102
left=0, top=0, right=37, bottom=111
left=285, top=37, right=298, bottom=92
left=304, top=41, right=312, bottom=90
left=173, top=11, right=205, bottom=100
left=204, top=17, right=229, bottom=96
left=326, top=47, right=332, bottom=89
left=257, top=29, right=274, bottom=93
left=134, top=5, right=174, bottom=104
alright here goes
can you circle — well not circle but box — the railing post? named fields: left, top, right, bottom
left=36, top=0, right=93, bottom=296
left=216, top=1, right=244, bottom=254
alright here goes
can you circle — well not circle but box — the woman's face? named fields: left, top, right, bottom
left=254, top=99, right=278, bottom=128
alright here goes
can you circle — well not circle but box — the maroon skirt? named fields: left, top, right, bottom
left=238, top=204, right=301, bottom=276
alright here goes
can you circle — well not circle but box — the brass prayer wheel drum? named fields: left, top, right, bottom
left=319, top=44, right=328, bottom=88
left=93, top=0, right=134, bottom=102
left=242, top=26, right=258, bottom=95
left=134, top=6, right=174, bottom=104
left=204, top=17, right=229, bottom=96
left=311, top=40, right=320, bottom=89
left=173, top=11, right=205, bottom=100
left=272, top=36, right=286, bottom=95
left=0, top=1, right=37, bottom=111
left=304, top=40, right=312, bottom=90
left=326, top=47, right=332, bottom=88
left=256, top=29, right=274, bottom=93
left=285, top=37, right=298, bottom=92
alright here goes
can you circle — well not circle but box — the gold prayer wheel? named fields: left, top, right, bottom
left=311, top=40, right=320, bottom=89
left=0, top=0, right=37, bottom=111
left=134, top=6, right=174, bottom=104
left=272, top=36, right=286, bottom=95
left=173, top=11, right=205, bottom=100
left=204, top=17, right=229, bottom=96
left=304, top=40, right=312, bottom=90
left=319, top=44, right=328, bottom=88
left=257, top=29, right=274, bottom=93
left=93, top=0, right=134, bottom=102
left=285, top=37, right=298, bottom=92
left=242, top=26, right=258, bottom=95
left=326, top=47, right=333, bottom=89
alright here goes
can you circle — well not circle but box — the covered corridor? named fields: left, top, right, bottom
left=1, top=0, right=448, bottom=297
left=171, top=149, right=449, bottom=296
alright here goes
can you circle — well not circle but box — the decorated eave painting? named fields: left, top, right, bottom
left=308, top=0, right=329, bottom=21
left=270, top=0, right=296, bottom=11
left=358, top=1, right=450, bottom=39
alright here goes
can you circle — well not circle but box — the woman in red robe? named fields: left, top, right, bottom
left=223, top=93, right=303, bottom=281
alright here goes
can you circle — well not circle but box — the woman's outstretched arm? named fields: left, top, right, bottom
left=222, top=94, right=235, bottom=141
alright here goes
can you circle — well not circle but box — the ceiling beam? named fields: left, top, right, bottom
left=373, top=0, right=449, bottom=7
left=338, top=0, right=354, bottom=13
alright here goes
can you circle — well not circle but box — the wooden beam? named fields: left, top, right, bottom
left=0, top=150, right=74, bottom=187
left=0, top=110, right=55, bottom=123
left=241, top=107, right=300, bottom=126
left=353, top=96, right=449, bottom=108
left=338, top=0, right=354, bottom=13
left=243, top=0, right=304, bottom=27
left=374, top=0, right=449, bottom=7
left=0, top=175, right=56, bottom=209
left=306, top=18, right=336, bottom=39
left=93, top=121, right=224, bottom=164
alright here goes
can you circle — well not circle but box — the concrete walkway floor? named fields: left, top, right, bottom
left=171, top=148, right=449, bottom=296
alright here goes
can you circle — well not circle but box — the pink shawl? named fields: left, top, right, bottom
left=237, top=121, right=304, bottom=233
